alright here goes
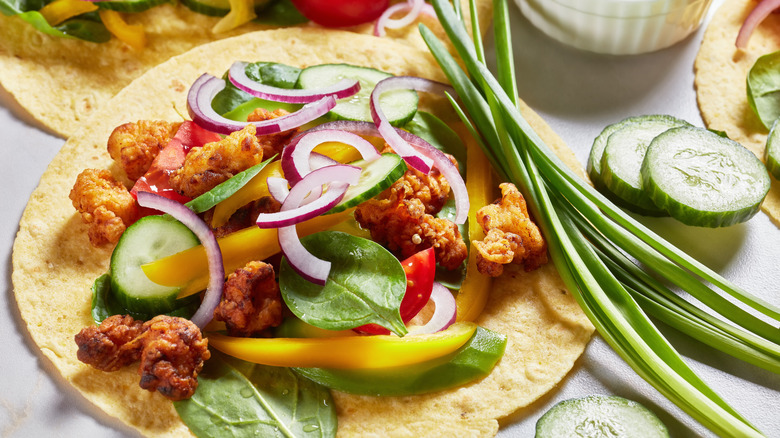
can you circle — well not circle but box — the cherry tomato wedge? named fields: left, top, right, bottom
left=131, top=121, right=221, bottom=214
left=355, top=247, right=435, bottom=335
left=290, top=0, right=390, bottom=27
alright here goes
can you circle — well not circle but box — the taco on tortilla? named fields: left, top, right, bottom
left=694, top=0, right=780, bottom=227
left=12, top=28, right=593, bottom=437
left=0, top=0, right=492, bottom=139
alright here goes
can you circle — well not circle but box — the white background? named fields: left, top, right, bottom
left=2, top=0, right=779, bottom=436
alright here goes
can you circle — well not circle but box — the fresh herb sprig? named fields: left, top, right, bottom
left=421, top=0, right=780, bottom=436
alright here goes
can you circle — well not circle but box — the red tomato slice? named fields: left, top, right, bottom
left=130, top=121, right=221, bottom=214
left=355, top=247, right=436, bottom=335
left=290, top=0, right=390, bottom=27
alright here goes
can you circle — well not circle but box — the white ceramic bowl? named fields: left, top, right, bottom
left=514, top=0, right=713, bottom=55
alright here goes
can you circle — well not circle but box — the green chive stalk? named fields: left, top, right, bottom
left=420, top=0, right=779, bottom=436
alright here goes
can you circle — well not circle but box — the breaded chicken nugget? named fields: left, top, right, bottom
left=106, top=120, right=181, bottom=181
left=69, top=168, right=138, bottom=246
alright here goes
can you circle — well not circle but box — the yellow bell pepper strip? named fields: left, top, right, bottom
left=207, top=321, right=478, bottom=369
left=212, top=0, right=256, bottom=33
left=210, top=144, right=365, bottom=228
left=211, top=161, right=284, bottom=228
left=456, top=136, right=494, bottom=322
left=39, top=0, right=97, bottom=26
left=98, top=10, right=145, bottom=51
left=142, top=208, right=353, bottom=297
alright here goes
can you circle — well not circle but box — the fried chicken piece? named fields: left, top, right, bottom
left=74, top=315, right=210, bottom=401
left=169, top=124, right=264, bottom=198
left=246, top=107, right=300, bottom=159
left=106, top=120, right=181, bottom=181
left=355, top=160, right=467, bottom=270
left=203, top=196, right=282, bottom=239
left=214, top=261, right=283, bottom=337
left=380, top=144, right=454, bottom=214
left=356, top=196, right=468, bottom=270
left=138, top=316, right=210, bottom=401
left=69, top=168, right=139, bottom=246
left=472, top=183, right=547, bottom=277
left=75, top=315, right=145, bottom=371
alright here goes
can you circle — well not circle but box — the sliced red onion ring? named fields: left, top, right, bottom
left=135, top=191, right=223, bottom=329
left=407, top=282, right=457, bottom=335
left=228, top=61, right=360, bottom=104
left=281, top=129, right=380, bottom=185
left=301, top=120, right=469, bottom=224
left=187, top=74, right=336, bottom=136
left=256, top=164, right=361, bottom=228
left=273, top=165, right=361, bottom=285
left=736, top=0, right=780, bottom=49
left=374, top=0, right=424, bottom=37
left=370, top=76, right=456, bottom=174
left=266, top=177, right=290, bottom=203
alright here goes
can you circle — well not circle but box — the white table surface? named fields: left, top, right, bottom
left=1, top=1, right=778, bottom=436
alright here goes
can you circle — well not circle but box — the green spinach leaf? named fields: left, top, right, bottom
left=279, top=231, right=408, bottom=336
left=405, top=111, right=467, bottom=176
left=212, top=62, right=302, bottom=116
left=255, top=0, right=307, bottom=25
left=175, top=353, right=337, bottom=438
left=185, top=157, right=274, bottom=213
left=747, top=50, right=780, bottom=130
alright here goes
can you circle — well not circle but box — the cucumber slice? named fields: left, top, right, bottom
left=536, top=395, right=669, bottom=438
left=601, top=115, right=689, bottom=215
left=110, top=215, right=201, bottom=315
left=765, top=119, right=780, bottom=180
left=588, top=115, right=645, bottom=191
left=328, top=153, right=407, bottom=213
left=297, top=64, right=418, bottom=126
left=642, top=126, right=771, bottom=227
left=96, top=0, right=168, bottom=13
left=180, top=0, right=269, bottom=16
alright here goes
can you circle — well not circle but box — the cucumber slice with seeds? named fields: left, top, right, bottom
left=535, top=395, right=669, bottom=438
left=765, top=119, right=780, bottom=180
left=642, top=126, right=770, bottom=227
left=110, top=215, right=201, bottom=315
left=601, top=115, right=689, bottom=215
left=297, top=64, right=418, bottom=126
left=328, top=153, right=407, bottom=213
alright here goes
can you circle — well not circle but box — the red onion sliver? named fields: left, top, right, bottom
left=273, top=165, right=360, bottom=285
left=135, top=191, right=224, bottom=329
left=281, top=129, right=380, bottom=185
left=256, top=164, right=361, bottom=228
left=187, top=74, right=336, bottom=136
left=736, top=0, right=780, bottom=49
left=370, top=76, right=456, bottom=174
left=374, top=0, right=424, bottom=37
left=407, top=282, right=457, bottom=335
left=266, top=177, right=290, bottom=203
left=228, top=61, right=360, bottom=104
left=301, top=120, right=469, bottom=224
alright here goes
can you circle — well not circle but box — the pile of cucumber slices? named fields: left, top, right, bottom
left=588, top=114, right=771, bottom=228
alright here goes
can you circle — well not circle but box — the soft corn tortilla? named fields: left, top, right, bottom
left=12, top=28, right=594, bottom=437
left=0, top=0, right=491, bottom=139
left=694, top=0, right=780, bottom=227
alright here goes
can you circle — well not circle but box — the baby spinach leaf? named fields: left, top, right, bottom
left=184, top=157, right=274, bottom=214
left=255, top=0, right=308, bottom=26
left=279, top=231, right=408, bottom=336
left=212, top=62, right=302, bottom=116
left=405, top=111, right=467, bottom=176
left=175, top=353, right=336, bottom=438
left=747, top=50, right=780, bottom=130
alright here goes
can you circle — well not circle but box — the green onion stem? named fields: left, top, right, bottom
left=420, top=0, right=778, bottom=435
